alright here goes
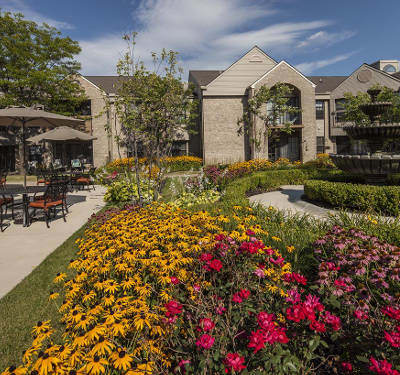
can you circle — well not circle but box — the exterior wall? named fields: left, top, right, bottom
left=252, top=63, right=317, bottom=162
left=77, top=76, right=113, bottom=167
left=204, top=47, right=277, bottom=96
left=202, top=96, right=247, bottom=164
left=330, top=65, right=400, bottom=137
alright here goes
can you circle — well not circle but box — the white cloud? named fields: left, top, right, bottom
left=76, top=0, right=355, bottom=76
left=295, top=53, right=355, bottom=74
left=297, top=30, right=356, bottom=48
left=0, top=0, right=74, bottom=29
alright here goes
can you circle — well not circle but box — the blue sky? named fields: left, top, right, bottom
left=1, top=0, right=399, bottom=77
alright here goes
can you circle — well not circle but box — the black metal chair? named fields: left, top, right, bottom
left=0, top=170, right=7, bottom=189
left=28, top=183, right=68, bottom=228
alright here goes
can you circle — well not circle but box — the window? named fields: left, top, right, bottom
left=316, top=136, right=325, bottom=154
left=78, top=100, right=92, bottom=116
left=266, top=87, right=301, bottom=125
left=171, top=141, right=188, bottom=156
left=335, top=98, right=347, bottom=122
left=383, top=64, right=396, bottom=73
left=315, top=100, right=324, bottom=120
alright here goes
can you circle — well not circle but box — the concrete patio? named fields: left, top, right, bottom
left=0, top=185, right=106, bottom=298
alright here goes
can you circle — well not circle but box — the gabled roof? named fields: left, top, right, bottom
left=84, top=76, right=129, bottom=94
left=189, top=70, right=223, bottom=86
left=250, top=61, right=316, bottom=89
left=393, top=71, right=400, bottom=79
left=205, top=46, right=277, bottom=88
left=308, top=76, right=348, bottom=93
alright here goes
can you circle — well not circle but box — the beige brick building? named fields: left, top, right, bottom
left=188, top=47, right=400, bottom=164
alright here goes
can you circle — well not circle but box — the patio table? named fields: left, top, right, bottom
left=2, top=185, right=47, bottom=227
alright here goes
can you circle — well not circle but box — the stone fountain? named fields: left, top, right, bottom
left=330, top=88, right=400, bottom=183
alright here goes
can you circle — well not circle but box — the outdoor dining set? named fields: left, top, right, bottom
left=0, top=167, right=96, bottom=231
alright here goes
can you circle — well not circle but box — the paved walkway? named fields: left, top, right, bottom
left=0, top=186, right=106, bottom=298
left=249, top=185, right=335, bottom=218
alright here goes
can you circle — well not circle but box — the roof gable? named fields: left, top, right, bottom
left=250, top=61, right=316, bottom=89
left=83, top=76, right=130, bottom=94
left=203, top=46, right=277, bottom=96
left=308, top=76, right=348, bottom=93
left=189, top=70, right=223, bottom=86
left=332, top=63, right=400, bottom=95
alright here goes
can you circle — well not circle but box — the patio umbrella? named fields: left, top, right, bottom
left=27, top=126, right=96, bottom=143
left=0, top=106, right=84, bottom=187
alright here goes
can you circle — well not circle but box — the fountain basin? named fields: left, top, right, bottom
left=343, top=124, right=400, bottom=140
left=330, top=154, right=400, bottom=183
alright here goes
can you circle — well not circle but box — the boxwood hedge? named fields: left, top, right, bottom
left=304, top=179, right=400, bottom=216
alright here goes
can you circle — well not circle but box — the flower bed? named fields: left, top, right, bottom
left=2, top=205, right=400, bottom=374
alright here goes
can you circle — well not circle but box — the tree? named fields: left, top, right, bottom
left=0, top=11, right=86, bottom=114
left=238, top=83, right=302, bottom=156
left=112, top=32, right=197, bottom=203
left=343, top=85, right=400, bottom=126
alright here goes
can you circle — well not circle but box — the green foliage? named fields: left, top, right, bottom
left=171, top=190, right=221, bottom=208
left=343, top=84, right=400, bottom=126
left=104, top=179, right=153, bottom=203
left=238, top=83, right=302, bottom=150
left=0, top=11, right=86, bottom=114
left=304, top=179, right=400, bottom=216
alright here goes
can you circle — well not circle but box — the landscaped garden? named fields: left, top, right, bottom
left=2, top=153, right=400, bottom=374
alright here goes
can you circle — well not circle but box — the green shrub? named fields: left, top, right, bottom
left=304, top=180, right=400, bottom=216
left=171, top=190, right=221, bottom=208
left=104, top=179, right=153, bottom=203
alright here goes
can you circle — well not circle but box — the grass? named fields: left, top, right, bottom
left=6, top=175, right=37, bottom=183
left=0, top=216, right=92, bottom=369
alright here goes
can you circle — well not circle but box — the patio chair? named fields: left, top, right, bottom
left=71, top=159, right=82, bottom=172
left=75, top=172, right=95, bottom=191
left=0, top=193, right=14, bottom=232
left=28, top=183, right=68, bottom=228
left=0, top=170, right=7, bottom=189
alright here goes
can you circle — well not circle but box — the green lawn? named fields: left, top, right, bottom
left=0, top=221, right=88, bottom=368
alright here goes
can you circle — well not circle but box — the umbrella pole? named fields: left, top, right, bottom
left=22, top=120, right=27, bottom=188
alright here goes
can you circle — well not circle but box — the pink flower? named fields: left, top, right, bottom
left=193, top=284, right=201, bottom=292
left=248, top=329, right=266, bottom=353
left=254, top=268, right=265, bottom=278
left=196, top=334, right=215, bottom=350
left=215, top=234, right=226, bottom=241
left=323, top=311, right=341, bottom=331
left=208, top=259, right=223, bottom=272
left=170, top=276, right=180, bottom=285
left=369, top=357, right=400, bottom=375
left=224, top=353, right=246, bottom=373
left=239, top=289, right=251, bottom=299
left=353, top=309, right=368, bottom=321
left=309, top=320, right=326, bottom=333
left=257, top=312, right=275, bottom=330
left=216, top=305, right=226, bottom=315
left=270, top=256, right=285, bottom=267
left=178, top=359, right=190, bottom=372
left=286, top=305, right=305, bottom=323
left=341, top=362, right=353, bottom=372
left=199, top=318, right=215, bottom=332
left=384, top=327, right=400, bottom=348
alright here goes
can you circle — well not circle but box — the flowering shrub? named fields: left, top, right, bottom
left=303, top=153, right=335, bottom=169
left=204, top=158, right=301, bottom=186
left=312, top=226, right=400, bottom=373
left=105, top=156, right=202, bottom=173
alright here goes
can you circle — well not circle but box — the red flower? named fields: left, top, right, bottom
left=170, top=276, right=180, bottom=285
left=257, top=312, right=275, bottom=330
left=239, top=289, right=251, bottom=299
left=286, top=304, right=306, bottom=323
left=384, top=327, right=400, bottom=348
left=309, top=319, right=326, bottom=333
left=341, top=362, right=353, bottom=372
left=199, top=318, right=215, bottom=332
left=165, top=300, right=183, bottom=317
left=369, top=357, right=400, bottom=375
left=224, top=353, right=246, bottom=373
left=248, top=329, right=266, bottom=353
left=232, top=293, right=243, bottom=304
left=215, top=234, right=226, bottom=241
left=200, top=253, right=213, bottom=262
left=196, top=334, right=215, bottom=350
left=208, top=259, right=223, bottom=271
left=353, top=309, right=368, bottom=321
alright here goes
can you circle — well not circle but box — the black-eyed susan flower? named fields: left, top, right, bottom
left=83, top=356, right=108, bottom=375
left=110, top=349, right=133, bottom=371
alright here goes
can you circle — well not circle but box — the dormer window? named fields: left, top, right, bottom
left=383, top=64, right=397, bottom=73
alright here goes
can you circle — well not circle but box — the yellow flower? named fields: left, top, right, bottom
left=33, top=353, right=60, bottom=375
left=53, top=273, right=67, bottom=283
left=286, top=245, right=295, bottom=253
left=31, top=320, right=51, bottom=337
left=110, top=349, right=134, bottom=371
left=83, top=355, right=108, bottom=375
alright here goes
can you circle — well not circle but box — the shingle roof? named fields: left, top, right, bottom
left=83, top=76, right=129, bottom=94
left=393, top=71, right=400, bottom=79
left=189, top=70, right=223, bottom=86
left=307, top=76, right=348, bottom=93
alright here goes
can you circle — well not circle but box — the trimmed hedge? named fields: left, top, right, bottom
left=304, top=179, right=400, bottom=216
left=222, top=169, right=337, bottom=207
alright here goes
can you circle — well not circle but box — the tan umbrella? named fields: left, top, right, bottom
left=27, top=126, right=96, bottom=143
left=0, top=106, right=84, bottom=187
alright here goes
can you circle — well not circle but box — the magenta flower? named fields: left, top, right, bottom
left=196, top=334, right=215, bottom=350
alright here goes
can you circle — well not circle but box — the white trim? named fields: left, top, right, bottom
left=250, top=61, right=316, bottom=89
left=79, top=75, right=106, bottom=93
left=205, top=46, right=277, bottom=88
